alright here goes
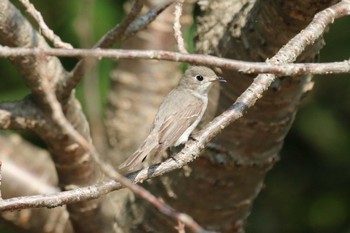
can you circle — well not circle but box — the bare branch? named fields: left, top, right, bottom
left=0, top=47, right=349, bottom=76
left=125, top=1, right=174, bottom=38
left=18, top=0, right=73, bottom=49
left=0, top=151, right=208, bottom=232
left=36, top=63, right=93, bottom=153
left=173, top=0, right=188, bottom=53
left=0, top=150, right=215, bottom=211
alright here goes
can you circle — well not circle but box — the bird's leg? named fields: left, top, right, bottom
left=189, top=134, right=198, bottom=142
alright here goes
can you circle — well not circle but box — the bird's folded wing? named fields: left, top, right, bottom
left=158, top=101, right=204, bottom=147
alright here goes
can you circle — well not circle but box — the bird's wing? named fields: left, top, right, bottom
left=157, top=100, right=204, bottom=150
left=118, top=133, right=158, bottom=171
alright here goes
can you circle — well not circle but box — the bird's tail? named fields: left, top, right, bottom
left=118, top=135, right=158, bottom=172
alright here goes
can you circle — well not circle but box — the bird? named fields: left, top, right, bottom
left=119, top=66, right=225, bottom=171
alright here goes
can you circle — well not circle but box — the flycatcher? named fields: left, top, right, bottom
left=119, top=66, right=225, bottom=171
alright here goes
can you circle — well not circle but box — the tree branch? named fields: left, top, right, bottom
left=124, top=1, right=174, bottom=37
left=18, top=0, right=73, bottom=49
left=0, top=47, right=349, bottom=76
left=173, top=0, right=188, bottom=53
left=96, top=0, right=144, bottom=49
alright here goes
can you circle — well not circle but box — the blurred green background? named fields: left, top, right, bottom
left=0, top=1, right=349, bottom=233
left=248, top=17, right=350, bottom=233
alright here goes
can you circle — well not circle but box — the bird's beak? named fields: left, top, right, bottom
left=217, top=76, right=226, bottom=82
left=209, top=76, right=226, bottom=83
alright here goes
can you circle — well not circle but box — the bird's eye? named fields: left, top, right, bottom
left=196, top=75, right=204, bottom=81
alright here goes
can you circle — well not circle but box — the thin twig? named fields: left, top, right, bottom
left=18, top=0, right=73, bottom=49
left=95, top=0, right=144, bottom=49
left=0, top=47, right=349, bottom=76
left=173, top=0, right=188, bottom=53
left=125, top=1, right=174, bottom=38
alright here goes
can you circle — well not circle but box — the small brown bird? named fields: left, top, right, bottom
left=119, top=66, right=225, bottom=171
